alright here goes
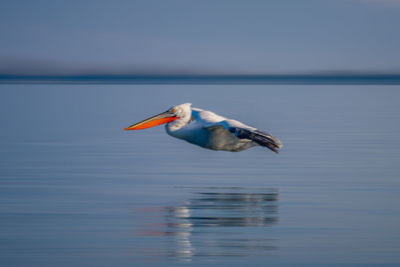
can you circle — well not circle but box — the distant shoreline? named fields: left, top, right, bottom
left=1, top=74, right=400, bottom=85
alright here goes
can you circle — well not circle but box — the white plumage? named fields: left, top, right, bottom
left=126, top=103, right=282, bottom=153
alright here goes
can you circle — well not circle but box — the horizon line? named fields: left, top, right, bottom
left=1, top=73, right=400, bottom=85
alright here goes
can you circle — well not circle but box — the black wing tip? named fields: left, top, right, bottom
left=272, top=147, right=279, bottom=154
left=264, top=141, right=280, bottom=154
left=231, top=127, right=282, bottom=154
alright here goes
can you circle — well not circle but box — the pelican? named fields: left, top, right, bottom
left=125, top=103, right=282, bottom=153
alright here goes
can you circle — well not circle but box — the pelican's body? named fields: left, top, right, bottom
left=125, top=103, right=282, bottom=153
left=166, top=105, right=257, bottom=152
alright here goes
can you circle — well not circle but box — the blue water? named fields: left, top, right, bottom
left=1, top=84, right=400, bottom=266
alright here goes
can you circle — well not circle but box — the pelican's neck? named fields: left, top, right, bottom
left=165, top=111, right=192, bottom=133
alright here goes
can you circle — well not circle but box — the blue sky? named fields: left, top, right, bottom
left=1, top=0, right=400, bottom=74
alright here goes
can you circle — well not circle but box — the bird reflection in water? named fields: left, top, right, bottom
left=141, top=187, right=279, bottom=262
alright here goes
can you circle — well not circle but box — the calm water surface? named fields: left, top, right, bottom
left=1, top=84, right=400, bottom=266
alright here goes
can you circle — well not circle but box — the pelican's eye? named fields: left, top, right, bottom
left=170, top=108, right=177, bottom=113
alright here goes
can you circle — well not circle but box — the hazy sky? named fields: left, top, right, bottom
left=1, top=0, right=400, bottom=74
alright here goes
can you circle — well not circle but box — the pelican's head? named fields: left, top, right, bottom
left=125, top=103, right=192, bottom=130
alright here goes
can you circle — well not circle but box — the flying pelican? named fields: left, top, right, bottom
left=125, top=103, right=282, bottom=153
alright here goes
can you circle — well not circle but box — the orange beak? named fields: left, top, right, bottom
left=125, top=110, right=180, bottom=130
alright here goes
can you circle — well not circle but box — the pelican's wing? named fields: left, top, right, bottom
left=192, top=108, right=282, bottom=153
left=191, top=108, right=227, bottom=125
left=229, top=126, right=282, bottom=153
